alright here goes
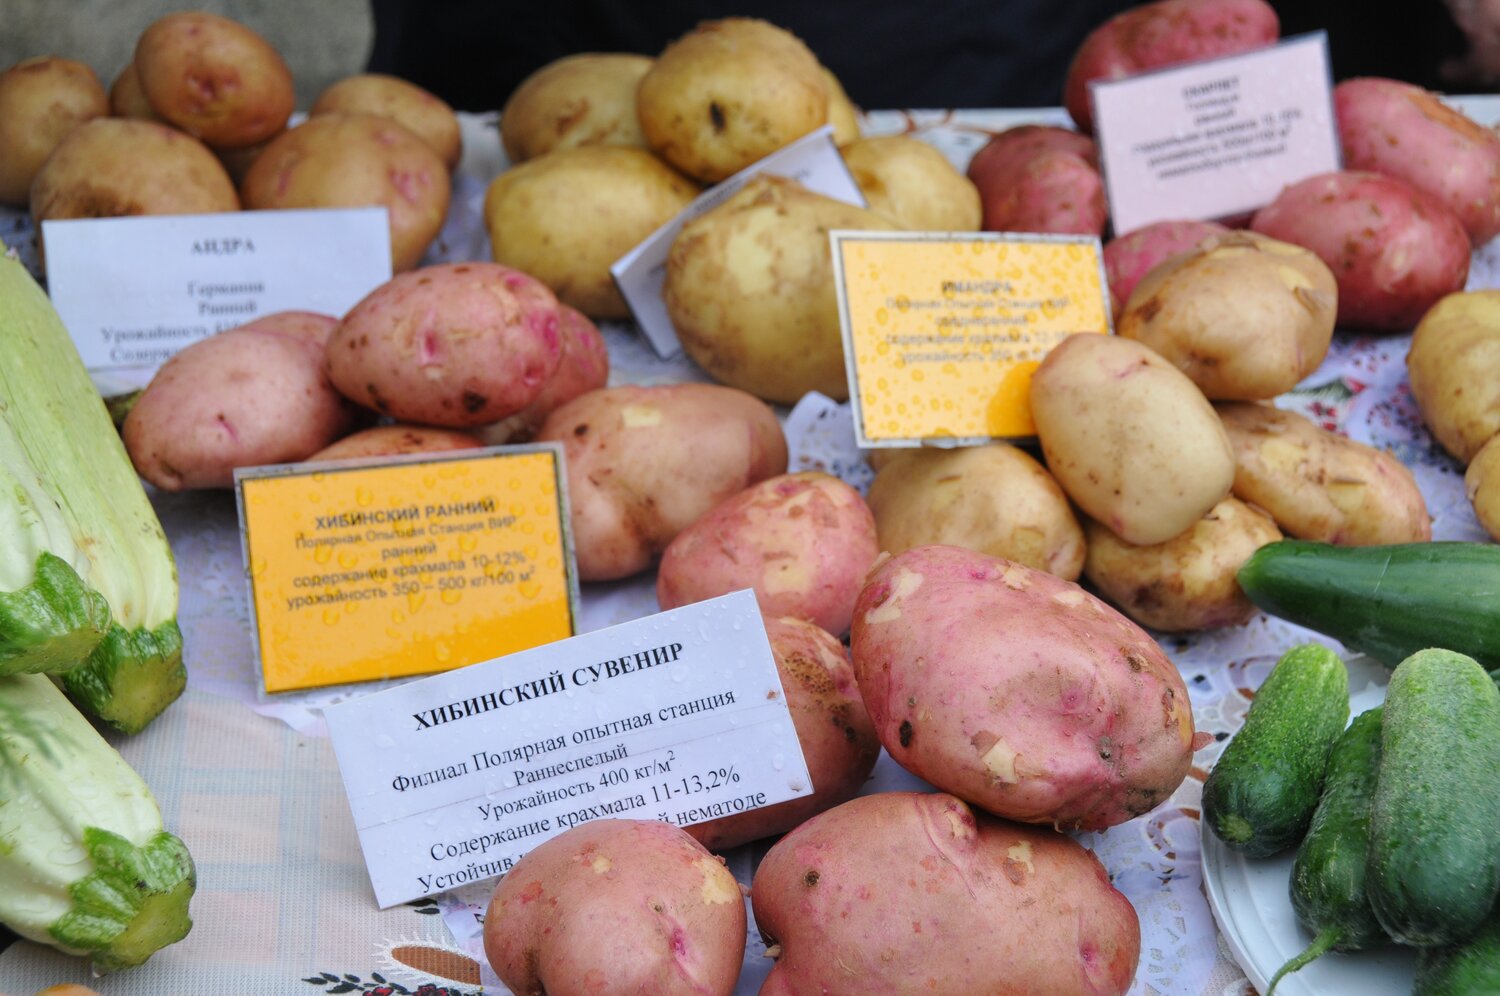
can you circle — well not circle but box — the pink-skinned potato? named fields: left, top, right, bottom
left=966, top=125, right=1106, bottom=235
left=480, top=305, right=610, bottom=443
left=307, top=425, right=482, bottom=462
left=686, top=616, right=879, bottom=852
left=1104, top=219, right=1230, bottom=317
left=536, top=384, right=788, bottom=581
left=326, top=262, right=564, bottom=427
left=656, top=472, right=878, bottom=635
left=850, top=545, right=1200, bottom=829
left=1064, top=0, right=1279, bottom=133
left=752, top=791, right=1140, bottom=996
left=1250, top=170, right=1470, bottom=330
left=1336, top=77, right=1500, bottom=245
left=484, top=819, right=745, bottom=996
left=124, top=311, right=360, bottom=490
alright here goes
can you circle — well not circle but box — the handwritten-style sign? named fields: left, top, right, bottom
left=235, top=445, right=577, bottom=693
left=324, top=589, right=812, bottom=908
left=1091, top=32, right=1340, bottom=235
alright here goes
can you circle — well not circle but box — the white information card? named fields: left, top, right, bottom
left=43, top=207, right=392, bottom=394
left=1091, top=32, right=1340, bottom=235
left=611, top=125, right=866, bottom=358
left=325, top=589, right=812, bottom=908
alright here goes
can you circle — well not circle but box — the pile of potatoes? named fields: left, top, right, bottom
left=1, top=11, right=462, bottom=272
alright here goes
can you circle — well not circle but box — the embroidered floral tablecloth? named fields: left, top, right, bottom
left=4, top=103, right=1500, bottom=995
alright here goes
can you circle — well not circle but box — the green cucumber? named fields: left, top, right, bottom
left=1367, top=648, right=1500, bottom=947
left=1237, top=541, right=1500, bottom=668
left=1415, top=909, right=1500, bottom=994
left=1265, top=706, right=1387, bottom=994
left=1202, top=643, right=1349, bottom=858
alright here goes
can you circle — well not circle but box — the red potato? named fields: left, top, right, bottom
left=1104, top=219, right=1230, bottom=316
left=753, top=792, right=1140, bottom=996
left=1250, top=170, right=1470, bottom=330
left=536, top=384, right=788, bottom=581
left=965, top=125, right=1106, bottom=236
left=484, top=820, right=745, bottom=996
left=1064, top=0, right=1279, bottom=133
left=1336, top=77, right=1500, bottom=245
left=326, top=262, right=564, bottom=427
left=123, top=311, right=360, bottom=490
left=656, top=472, right=878, bottom=635
left=480, top=305, right=610, bottom=443
left=686, top=616, right=879, bottom=852
left=850, top=545, right=1199, bottom=830
left=306, top=425, right=483, bottom=462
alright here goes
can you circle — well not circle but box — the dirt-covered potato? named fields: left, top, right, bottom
left=30, top=118, right=239, bottom=258
left=327, top=262, right=564, bottom=426
left=1217, top=402, right=1431, bottom=545
left=536, top=384, right=788, bottom=581
left=664, top=175, right=899, bottom=404
left=124, top=312, right=359, bottom=490
left=0, top=57, right=109, bottom=206
left=656, top=472, right=879, bottom=634
left=109, top=61, right=159, bottom=120
left=1104, top=219, right=1230, bottom=317
left=307, top=425, right=482, bottom=462
left=241, top=113, right=451, bottom=272
left=1118, top=231, right=1337, bottom=401
left=499, top=53, right=652, bottom=162
left=1466, top=435, right=1500, bottom=541
left=754, top=793, right=1141, bottom=996
left=480, top=305, right=610, bottom=443
left=485, top=820, right=745, bottom=996
left=637, top=18, right=828, bottom=183
left=966, top=124, right=1106, bottom=235
left=867, top=444, right=1085, bottom=580
left=311, top=73, right=462, bottom=170
left=822, top=67, right=860, bottom=145
left=133, top=11, right=294, bottom=149
left=1084, top=497, right=1282, bottom=632
left=1408, top=290, right=1500, bottom=463
left=841, top=135, right=980, bottom=231
left=484, top=146, right=698, bottom=319
left=686, top=616, right=878, bottom=852
left=1031, top=333, right=1235, bottom=545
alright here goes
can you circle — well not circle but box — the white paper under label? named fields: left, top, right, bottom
left=324, top=589, right=812, bottom=908
left=43, top=207, right=392, bottom=394
left=1090, top=33, right=1340, bottom=236
left=611, top=125, right=866, bottom=358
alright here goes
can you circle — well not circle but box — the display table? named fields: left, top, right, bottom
left=3, top=104, right=1498, bottom=995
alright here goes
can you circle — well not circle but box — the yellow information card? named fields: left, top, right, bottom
left=235, top=445, right=578, bottom=693
left=832, top=231, right=1112, bottom=445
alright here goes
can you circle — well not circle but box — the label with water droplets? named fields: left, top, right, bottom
left=323, top=589, right=812, bottom=908
left=235, top=444, right=578, bottom=692
left=832, top=230, right=1111, bottom=446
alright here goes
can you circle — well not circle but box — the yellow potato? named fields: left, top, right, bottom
left=664, top=175, right=899, bottom=404
left=1217, top=402, right=1431, bottom=545
left=1465, top=434, right=1500, bottom=540
left=866, top=444, right=1085, bottom=580
left=0, top=57, right=109, bottom=206
left=1408, top=289, right=1500, bottom=463
left=1030, top=333, right=1234, bottom=546
left=109, top=61, right=160, bottom=120
left=1084, top=497, right=1282, bottom=632
left=1119, top=231, right=1336, bottom=400
left=241, top=114, right=450, bottom=272
left=638, top=18, right=828, bottom=183
left=822, top=67, right=860, bottom=145
left=312, top=73, right=462, bottom=170
left=841, top=135, right=980, bottom=231
left=500, top=53, right=652, bottom=162
left=484, top=146, right=698, bottom=319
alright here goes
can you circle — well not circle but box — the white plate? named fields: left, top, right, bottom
left=1201, top=683, right=1416, bottom=995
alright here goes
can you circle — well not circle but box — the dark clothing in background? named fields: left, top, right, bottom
left=368, top=0, right=1475, bottom=114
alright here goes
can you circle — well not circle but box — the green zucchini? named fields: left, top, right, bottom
left=1202, top=643, right=1349, bottom=858
left=1265, top=706, right=1387, bottom=994
left=1237, top=541, right=1500, bottom=669
left=1367, top=648, right=1500, bottom=947
left=1415, top=908, right=1500, bottom=994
